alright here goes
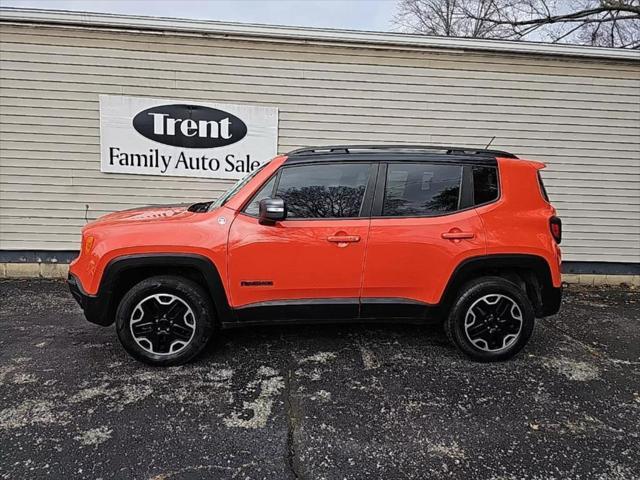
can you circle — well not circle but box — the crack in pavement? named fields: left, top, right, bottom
left=284, top=366, right=302, bottom=480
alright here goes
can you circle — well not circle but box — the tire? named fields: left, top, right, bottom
left=115, top=275, right=215, bottom=366
left=444, top=276, right=535, bottom=362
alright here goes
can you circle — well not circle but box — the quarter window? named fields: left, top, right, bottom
left=276, top=163, right=371, bottom=218
left=382, top=163, right=462, bottom=216
left=472, top=166, right=499, bottom=205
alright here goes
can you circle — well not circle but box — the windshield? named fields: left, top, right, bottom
left=209, top=162, right=269, bottom=211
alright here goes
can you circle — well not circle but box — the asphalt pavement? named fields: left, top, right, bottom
left=0, top=279, right=638, bottom=479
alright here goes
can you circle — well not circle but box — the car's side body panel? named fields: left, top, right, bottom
left=227, top=213, right=370, bottom=308
left=479, top=157, right=562, bottom=288
left=68, top=147, right=563, bottom=331
left=69, top=156, right=288, bottom=298
left=70, top=206, right=232, bottom=297
left=361, top=209, right=486, bottom=305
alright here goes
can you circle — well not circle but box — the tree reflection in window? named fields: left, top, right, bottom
left=277, top=163, right=371, bottom=219
left=280, top=185, right=366, bottom=218
left=383, top=164, right=462, bottom=216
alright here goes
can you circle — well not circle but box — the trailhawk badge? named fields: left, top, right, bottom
left=100, top=95, right=278, bottom=180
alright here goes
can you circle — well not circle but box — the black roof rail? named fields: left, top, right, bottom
left=287, top=144, right=518, bottom=159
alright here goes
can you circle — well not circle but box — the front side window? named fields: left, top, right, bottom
left=382, top=163, right=462, bottom=216
left=276, top=163, right=371, bottom=218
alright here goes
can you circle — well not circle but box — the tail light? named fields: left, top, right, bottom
left=550, top=216, right=562, bottom=244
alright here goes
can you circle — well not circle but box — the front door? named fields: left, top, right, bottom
left=228, top=161, right=376, bottom=321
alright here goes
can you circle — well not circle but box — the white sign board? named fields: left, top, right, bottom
left=100, top=95, right=278, bottom=180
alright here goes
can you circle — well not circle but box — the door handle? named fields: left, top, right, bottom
left=441, top=231, right=475, bottom=240
left=327, top=235, right=361, bottom=243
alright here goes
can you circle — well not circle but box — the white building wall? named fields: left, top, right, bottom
left=0, top=13, right=639, bottom=263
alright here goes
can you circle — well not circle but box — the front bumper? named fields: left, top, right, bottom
left=68, top=273, right=113, bottom=326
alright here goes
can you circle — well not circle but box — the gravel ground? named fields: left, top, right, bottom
left=0, top=279, right=638, bottom=480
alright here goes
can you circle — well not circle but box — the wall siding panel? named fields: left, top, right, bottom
left=0, top=22, right=638, bottom=263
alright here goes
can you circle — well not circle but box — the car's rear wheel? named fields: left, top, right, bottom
left=115, top=275, right=214, bottom=366
left=445, top=276, right=535, bottom=362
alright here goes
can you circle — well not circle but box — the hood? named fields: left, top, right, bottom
left=86, top=204, right=201, bottom=228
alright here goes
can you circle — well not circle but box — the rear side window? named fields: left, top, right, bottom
left=472, top=166, right=499, bottom=205
left=382, top=163, right=462, bottom=216
left=276, top=163, right=371, bottom=218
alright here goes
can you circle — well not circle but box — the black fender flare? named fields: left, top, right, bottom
left=95, top=253, right=234, bottom=325
left=440, top=254, right=560, bottom=317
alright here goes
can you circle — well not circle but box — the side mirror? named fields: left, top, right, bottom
left=259, top=198, right=286, bottom=225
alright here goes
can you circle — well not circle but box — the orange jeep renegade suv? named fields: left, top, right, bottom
left=68, top=145, right=562, bottom=366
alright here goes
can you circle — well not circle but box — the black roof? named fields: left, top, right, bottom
left=285, top=144, right=517, bottom=165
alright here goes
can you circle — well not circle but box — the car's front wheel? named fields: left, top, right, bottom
left=445, top=276, right=535, bottom=362
left=115, top=275, right=215, bottom=366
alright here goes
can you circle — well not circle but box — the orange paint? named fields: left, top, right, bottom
left=69, top=153, right=561, bottom=306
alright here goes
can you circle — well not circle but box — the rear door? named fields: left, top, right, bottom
left=227, top=161, right=377, bottom=320
left=360, top=161, right=486, bottom=318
